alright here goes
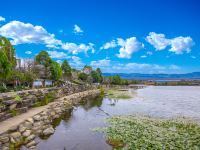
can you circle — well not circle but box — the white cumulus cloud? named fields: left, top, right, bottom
left=141, top=55, right=147, bottom=58
left=25, top=51, right=32, bottom=54
left=47, top=51, right=68, bottom=59
left=74, top=24, right=83, bottom=33
left=146, top=32, right=194, bottom=54
left=146, top=51, right=153, bottom=55
left=0, top=21, right=62, bottom=47
left=100, top=40, right=117, bottom=50
left=0, top=16, right=5, bottom=22
left=117, top=37, right=144, bottom=59
left=91, top=60, right=181, bottom=73
left=100, top=37, right=144, bottom=58
left=0, top=20, right=62, bottom=48
left=90, top=59, right=111, bottom=68
left=0, top=20, right=95, bottom=54
left=146, top=32, right=170, bottom=50
left=62, top=42, right=95, bottom=54
left=70, top=56, right=84, bottom=69
left=170, top=36, right=194, bottom=54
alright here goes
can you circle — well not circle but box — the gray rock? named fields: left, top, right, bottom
left=26, top=134, right=35, bottom=142
left=19, top=124, right=27, bottom=133
left=42, top=115, right=48, bottom=120
left=10, top=137, right=16, bottom=143
left=23, top=121, right=33, bottom=129
left=2, top=146, right=9, bottom=150
left=26, top=140, right=36, bottom=148
left=33, top=121, right=43, bottom=127
left=9, top=125, right=18, bottom=132
left=0, top=135, right=9, bottom=143
left=34, top=129, right=42, bottom=135
left=43, top=127, right=54, bottom=136
left=10, top=132, right=21, bottom=139
left=2, top=100, right=16, bottom=106
left=29, top=146, right=36, bottom=149
left=33, top=115, right=41, bottom=121
left=9, top=103, right=17, bottom=110
left=22, top=130, right=31, bottom=137
left=50, top=111, right=56, bottom=116
left=26, top=95, right=37, bottom=100
left=54, top=115, right=60, bottom=119
left=26, top=118, right=34, bottom=124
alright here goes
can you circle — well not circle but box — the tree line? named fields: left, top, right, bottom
left=0, top=36, right=140, bottom=92
left=0, top=37, right=104, bottom=92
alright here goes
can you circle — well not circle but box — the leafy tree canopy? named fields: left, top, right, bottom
left=61, top=60, right=71, bottom=77
left=35, top=51, right=52, bottom=67
left=50, top=61, right=62, bottom=81
left=0, top=36, right=16, bottom=67
left=91, top=70, right=99, bottom=83
left=78, top=72, right=88, bottom=81
left=0, top=50, right=12, bottom=80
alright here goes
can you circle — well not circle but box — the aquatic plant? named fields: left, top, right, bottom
left=97, top=115, right=200, bottom=149
left=106, top=89, right=132, bottom=99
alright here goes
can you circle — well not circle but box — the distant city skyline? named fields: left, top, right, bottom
left=0, top=0, right=200, bottom=73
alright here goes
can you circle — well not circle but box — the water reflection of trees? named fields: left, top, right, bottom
left=81, top=96, right=104, bottom=111
left=52, top=109, right=73, bottom=127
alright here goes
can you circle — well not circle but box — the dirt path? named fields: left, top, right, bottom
left=0, top=105, right=51, bottom=134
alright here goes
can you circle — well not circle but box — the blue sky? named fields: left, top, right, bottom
left=0, top=0, right=200, bottom=73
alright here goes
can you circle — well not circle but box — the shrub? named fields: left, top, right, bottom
left=14, top=95, right=22, bottom=102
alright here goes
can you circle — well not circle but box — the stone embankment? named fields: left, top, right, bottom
left=0, top=85, right=91, bottom=122
left=0, top=89, right=100, bottom=150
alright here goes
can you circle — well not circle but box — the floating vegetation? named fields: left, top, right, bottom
left=97, top=115, right=200, bottom=149
left=106, top=89, right=133, bottom=99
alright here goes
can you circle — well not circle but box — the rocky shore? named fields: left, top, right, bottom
left=0, top=85, right=93, bottom=122
left=0, top=89, right=100, bottom=150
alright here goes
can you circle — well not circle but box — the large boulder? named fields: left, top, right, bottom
left=43, top=127, right=54, bottom=136
left=0, top=134, right=9, bottom=143
left=22, top=130, right=31, bottom=137
left=33, top=115, right=41, bottom=121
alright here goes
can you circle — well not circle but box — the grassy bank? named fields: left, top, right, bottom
left=97, top=116, right=200, bottom=149
left=106, top=89, right=133, bottom=99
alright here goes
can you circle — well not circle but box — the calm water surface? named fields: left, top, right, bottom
left=22, top=86, right=200, bottom=150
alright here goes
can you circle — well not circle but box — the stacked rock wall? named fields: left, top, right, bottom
left=0, top=85, right=92, bottom=122
left=0, top=89, right=100, bottom=150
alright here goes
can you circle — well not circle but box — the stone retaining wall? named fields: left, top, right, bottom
left=0, top=85, right=93, bottom=122
left=0, top=89, right=100, bottom=150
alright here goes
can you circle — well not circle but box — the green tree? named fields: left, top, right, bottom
left=0, top=50, right=12, bottom=86
left=35, top=51, right=52, bottom=78
left=91, top=71, right=99, bottom=83
left=35, top=51, right=52, bottom=67
left=8, top=70, right=25, bottom=86
left=50, top=61, right=62, bottom=81
left=0, top=37, right=16, bottom=87
left=96, top=68, right=103, bottom=83
left=0, top=37, right=16, bottom=67
left=111, top=75, right=122, bottom=85
left=23, top=71, right=37, bottom=87
left=61, top=60, right=72, bottom=79
left=78, top=72, right=88, bottom=81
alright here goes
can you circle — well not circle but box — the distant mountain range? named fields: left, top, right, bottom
left=103, top=72, right=200, bottom=80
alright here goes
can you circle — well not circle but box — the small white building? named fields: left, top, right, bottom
left=33, top=79, right=43, bottom=87
left=33, top=79, right=53, bottom=87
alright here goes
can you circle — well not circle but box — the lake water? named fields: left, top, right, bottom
left=22, top=86, right=200, bottom=150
